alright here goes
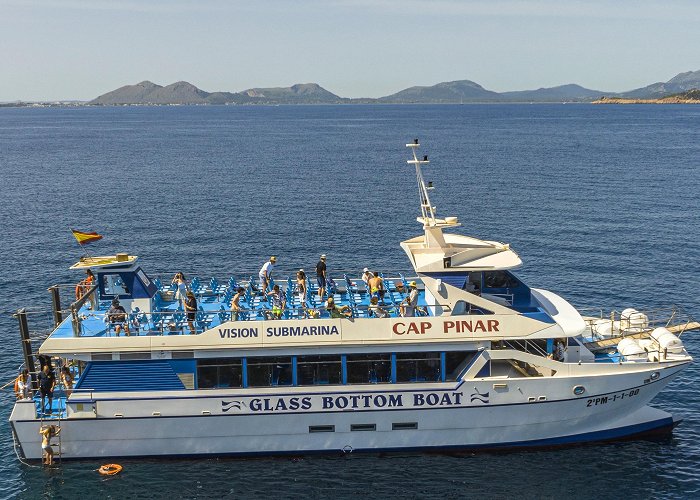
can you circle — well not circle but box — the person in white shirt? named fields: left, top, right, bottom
left=400, top=281, right=420, bottom=317
left=361, top=267, right=372, bottom=289
left=259, top=256, right=276, bottom=296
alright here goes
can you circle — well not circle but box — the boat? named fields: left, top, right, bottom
left=9, top=140, right=697, bottom=461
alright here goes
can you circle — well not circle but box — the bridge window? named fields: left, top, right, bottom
left=297, top=355, right=342, bottom=386
left=247, top=356, right=293, bottom=387
left=197, top=358, right=243, bottom=389
left=346, top=353, right=391, bottom=384
left=395, top=352, right=441, bottom=383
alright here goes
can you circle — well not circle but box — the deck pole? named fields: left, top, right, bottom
left=14, top=309, right=38, bottom=391
left=48, top=285, right=63, bottom=327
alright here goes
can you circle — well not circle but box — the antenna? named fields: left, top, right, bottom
left=406, top=140, right=460, bottom=230
left=406, top=139, right=436, bottom=226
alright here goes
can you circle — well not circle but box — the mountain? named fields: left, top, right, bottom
left=499, top=84, right=609, bottom=102
left=87, top=70, right=700, bottom=106
left=90, top=80, right=163, bottom=105
left=618, top=70, right=700, bottom=98
left=242, top=83, right=342, bottom=103
left=378, top=80, right=500, bottom=103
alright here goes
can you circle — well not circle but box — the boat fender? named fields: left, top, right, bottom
left=650, top=328, right=684, bottom=354
left=98, top=463, right=123, bottom=476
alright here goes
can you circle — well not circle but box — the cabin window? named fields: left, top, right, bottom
left=197, top=358, right=243, bottom=389
left=483, top=271, right=520, bottom=289
left=395, top=352, right=441, bottom=383
left=346, top=353, right=391, bottom=384
left=247, top=356, right=293, bottom=387
left=297, top=355, right=342, bottom=386
left=445, top=351, right=478, bottom=381
left=101, top=273, right=130, bottom=296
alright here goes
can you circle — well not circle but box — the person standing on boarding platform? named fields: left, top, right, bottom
left=316, top=254, right=327, bottom=300
left=38, top=364, right=56, bottom=414
left=14, top=369, right=30, bottom=400
left=60, top=366, right=74, bottom=397
left=259, top=256, right=276, bottom=298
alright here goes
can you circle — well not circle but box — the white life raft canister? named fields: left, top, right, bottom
left=650, top=327, right=684, bottom=355
left=617, top=338, right=647, bottom=362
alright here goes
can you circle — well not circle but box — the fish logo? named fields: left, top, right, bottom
left=221, top=400, right=243, bottom=412
left=470, top=390, right=489, bottom=404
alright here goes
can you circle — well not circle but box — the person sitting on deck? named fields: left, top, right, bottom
left=316, top=254, right=327, bottom=300
left=326, top=297, right=352, bottom=319
left=230, top=287, right=245, bottom=321
left=368, top=272, right=386, bottom=303
left=38, top=364, right=56, bottom=415
left=14, top=368, right=30, bottom=400
left=184, top=290, right=198, bottom=334
left=60, top=366, right=74, bottom=397
left=266, top=284, right=286, bottom=319
left=106, top=298, right=130, bottom=336
left=39, top=425, right=60, bottom=466
left=368, top=296, right=390, bottom=318
left=400, top=281, right=419, bottom=317
left=259, top=256, right=276, bottom=298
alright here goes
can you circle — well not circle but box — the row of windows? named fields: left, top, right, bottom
left=197, top=351, right=477, bottom=389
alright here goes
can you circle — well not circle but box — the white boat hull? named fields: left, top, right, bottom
left=11, top=362, right=686, bottom=460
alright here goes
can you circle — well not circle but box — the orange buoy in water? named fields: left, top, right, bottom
left=98, top=463, right=123, bottom=476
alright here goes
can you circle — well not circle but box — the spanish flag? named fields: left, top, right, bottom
left=71, top=229, right=103, bottom=245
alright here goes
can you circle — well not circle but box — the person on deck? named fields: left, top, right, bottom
left=60, top=366, right=74, bottom=397
left=361, top=268, right=372, bottom=289
left=230, top=287, right=245, bottom=321
left=267, top=284, right=286, bottom=319
left=107, top=298, right=130, bottom=336
left=173, top=272, right=188, bottom=309
left=326, top=297, right=352, bottom=319
left=316, top=254, right=327, bottom=300
left=368, top=272, right=386, bottom=304
left=368, top=296, right=390, bottom=318
left=296, top=269, right=307, bottom=307
left=39, top=425, right=60, bottom=466
left=259, top=256, right=276, bottom=298
left=38, top=364, right=56, bottom=415
left=184, top=290, right=198, bottom=334
left=75, top=269, right=96, bottom=309
left=400, top=281, right=419, bottom=317
left=14, top=368, right=30, bottom=400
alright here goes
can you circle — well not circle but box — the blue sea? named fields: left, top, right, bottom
left=0, top=104, right=699, bottom=499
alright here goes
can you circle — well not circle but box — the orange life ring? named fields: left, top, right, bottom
left=98, top=463, right=122, bottom=475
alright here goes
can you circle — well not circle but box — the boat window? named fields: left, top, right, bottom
left=445, top=351, right=478, bottom=381
left=197, top=358, right=243, bottom=389
left=346, top=353, right=391, bottom=384
left=395, top=352, right=441, bottom=383
left=297, top=355, right=342, bottom=386
left=483, top=271, right=520, bottom=289
left=102, top=273, right=129, bottom=296
left=247, top=356, right=293, bottom=387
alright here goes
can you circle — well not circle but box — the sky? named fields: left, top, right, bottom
left=2, top=0, right=700, bottom=101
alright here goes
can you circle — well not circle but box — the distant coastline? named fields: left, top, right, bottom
left=593, top=90, right=700, bottom=104
left=2, top=70, right=700, bottom=107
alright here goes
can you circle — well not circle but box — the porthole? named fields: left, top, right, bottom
left=573, top=385, right=586, bottom=396
left=650, top=371, right=660, bottom=381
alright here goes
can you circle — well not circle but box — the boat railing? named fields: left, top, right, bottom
left=582, top=305, right=697, bottom=340
left=70, top=301, right=453, bottom=337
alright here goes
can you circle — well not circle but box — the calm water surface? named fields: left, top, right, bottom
left=0, top=104, right=699, bottom=499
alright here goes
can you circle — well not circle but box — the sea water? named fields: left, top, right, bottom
left=0, top=104, right=698, bottom=498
